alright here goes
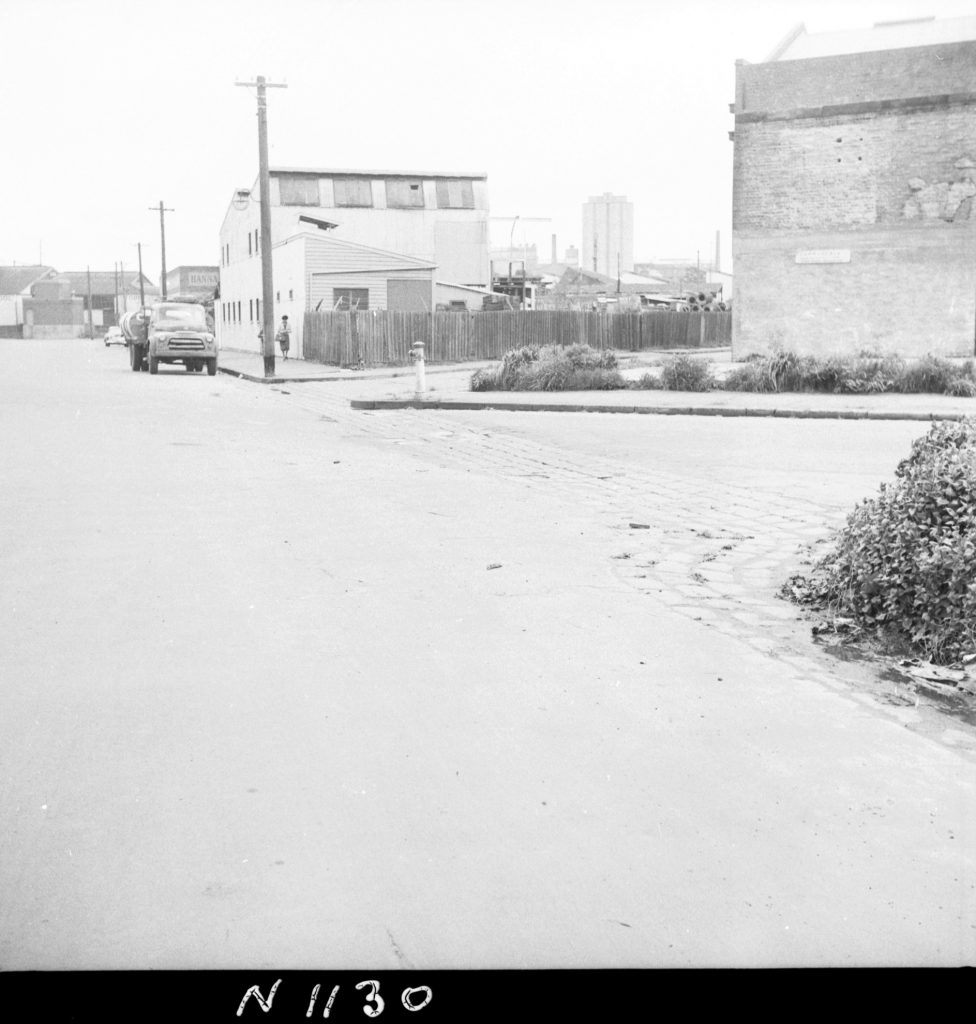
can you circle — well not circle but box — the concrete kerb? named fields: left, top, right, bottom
left=347, top=396, right=974, bottom=421
left=216, top=361, right=498, bottom=386
left=218, top=367, right=335, bottom=385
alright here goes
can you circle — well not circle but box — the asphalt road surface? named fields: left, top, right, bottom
left=1, top=339, right=973, bottom=970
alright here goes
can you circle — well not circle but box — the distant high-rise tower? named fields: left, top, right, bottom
left=582, top=193, right=634, bottom=277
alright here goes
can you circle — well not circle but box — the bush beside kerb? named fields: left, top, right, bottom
left=470, top=344, right=625, bottom=392
left=794, top=418, right=976, bottom=665
left=470, top=346, right=976, bottom=396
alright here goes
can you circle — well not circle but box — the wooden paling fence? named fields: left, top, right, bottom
left=302, top=310, right=731, bottom=367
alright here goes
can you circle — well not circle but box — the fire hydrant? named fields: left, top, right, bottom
left=410, top=340, right=426, bottom=399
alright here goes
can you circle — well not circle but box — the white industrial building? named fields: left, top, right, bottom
left=582, top=193, right=634, bottom=278
left=217, top=167, right=490, bottom=355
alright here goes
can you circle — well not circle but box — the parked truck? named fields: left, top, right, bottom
left=121, top=301, right=218, bottom=375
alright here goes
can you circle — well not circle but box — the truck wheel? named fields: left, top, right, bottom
left=148, top=355, right=159, bottom=375
left=206, top=358, right=217, bottom=376
left=129, top=345, right=142, bottom=372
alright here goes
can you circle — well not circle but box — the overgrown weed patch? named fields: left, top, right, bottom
left=788, top=418, right=976, bottom=665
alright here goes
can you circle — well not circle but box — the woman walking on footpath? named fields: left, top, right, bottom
left=275, top=315, right=291, bottom=360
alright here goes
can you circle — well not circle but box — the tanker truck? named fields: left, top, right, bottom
left=121, top=301, right=218, bottom=375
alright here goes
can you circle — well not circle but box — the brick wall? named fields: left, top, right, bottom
left=733, top=224, right=976, bottom=356
left=732, top=43, right=976, bottom=358
left=734, top=107, right=976, bottom=232
left=737, top=40, right=976, bottom=114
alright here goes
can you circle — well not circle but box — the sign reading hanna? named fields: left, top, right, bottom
left=187, top=270, right=219, bottom=288
left=795, top=249, right=852, bottom=265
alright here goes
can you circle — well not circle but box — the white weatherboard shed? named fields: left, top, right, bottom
left=217, top=166, right=489, bottom=356
left=217, top=228, right=436, bottom=356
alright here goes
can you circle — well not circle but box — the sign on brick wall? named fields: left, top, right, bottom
left=795, top=249, right=852, bottom=264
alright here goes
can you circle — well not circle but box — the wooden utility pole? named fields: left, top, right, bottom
left=150, top=201, right=174, bottom=298
left=136, top=243, right=146, bottom=308
left=86, top=266, right=94, bottom=338
left=236, top=75, right=287, bottom=377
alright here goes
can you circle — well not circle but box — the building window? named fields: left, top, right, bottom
left=435, top=179, right=474, bottom=209
left=256, top=298, right=260, bottom=321
left=248, top=233, right=252, bottom=256
left=386, top=179, right=424, bottom=208
left=333, top=288, right=369, bottom=311
left=249, top=299, right=253, bottom=321
left=276, top=291, right=280, bottom=302
left=279, top=175, right=320, bottom=206
left=288, top=289, right=293, bottom=300
left=333, top=178, right=373, bottom=207
left=255, top=230, right=259, bottom=253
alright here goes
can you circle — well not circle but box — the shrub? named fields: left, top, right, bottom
left=945, top=378, right=976, bottom=398
left=631, top=372, right=664, bottom=390
left=895, top=354, right=959, bottom=394
left=659, top=354, right=716, bottom=392
left=895, top=418, right=976, bottom=476
left=765, top=349, right=806, bottom=391
left=721, top=350, right=974, bottom=396
left=797, top=417, right=976, bottom=663
left=470, top=367, right=502, bottom=391
left=562, top=367, right=628, bottom=390
left=722, top=362, right=776, bottom=392
left=562, top=343, right=618, bottom=371
left=469, top=344, right=625, bottom=392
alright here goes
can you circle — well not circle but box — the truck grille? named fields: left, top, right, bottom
left=167, top=337, right=205, bottom=351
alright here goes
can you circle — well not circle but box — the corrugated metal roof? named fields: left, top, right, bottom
left=0, top=265, right=57, bottom=295
left=267, top=166, right=488, bottom=180
left=768, top=15, right=976, bottom=61
left=58, top=271, right=157, bottom=295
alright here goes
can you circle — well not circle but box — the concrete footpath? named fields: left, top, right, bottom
left=217, top=349, right=976, bottom=422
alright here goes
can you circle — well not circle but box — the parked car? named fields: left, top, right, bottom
left=104, top=326, right=125, bottom=347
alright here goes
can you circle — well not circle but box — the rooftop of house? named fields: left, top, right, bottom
left=0, top=265, right=58, bottom=295
left=766, top=15, right=976, bottom=62
left=552, top=267, right=669, bottom=295
left=268, top=167, right=487, bottom=180
left=57, top=271, right=157, bottom=295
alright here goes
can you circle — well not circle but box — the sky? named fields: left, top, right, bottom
left=2, top=0, right=975, bottom=280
